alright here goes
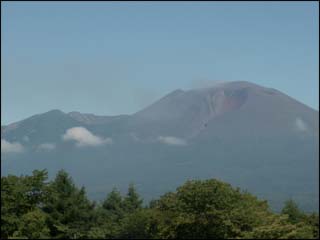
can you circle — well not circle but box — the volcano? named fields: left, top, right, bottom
left=1, top=81, right=319, bottom=212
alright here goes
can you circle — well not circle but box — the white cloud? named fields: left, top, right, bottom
left=37, top=143, right=56, bottom=151
left=23, top=136, right=30, bottom=142
left=1, top=139, right=24, bottom=153
left=62, top=127, right=112, bottom=147
left=130, top=132, right=141, bottom=142
left=294, top=117, right=308, bottom=132
left=158, top=136, right=187, bottom=146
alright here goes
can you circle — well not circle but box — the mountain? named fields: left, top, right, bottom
left=68, top=111, right=129, bottom=125
left=1, top=81, right=319, bottom=212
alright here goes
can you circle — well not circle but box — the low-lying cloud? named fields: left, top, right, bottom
left=294, top=117, right=308, bottom=132
left=158, top=136, right=187, bottom=146
left=130, top=132, right=141, bottom=142
left=37, top=143, right=56, bottom=151
left=23, top=136, right=30, bottom=142
left=1, top=139, right=24, bottom=153
left=62, top=127, right=112, bottom=147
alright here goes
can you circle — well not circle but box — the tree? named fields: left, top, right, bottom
left=1, top=170, right=48, bottom=239
left=152, top=179, right=273, bottom=239
left=243, top=214, right=314, bottom=239
left=281, top=200, right=304, bottom=224
left=305, top=213, right=319, bottom=239
left=123, top=183, right=143, bottom=213
left=1, top=168, right=318, bottom=239
left=43, top=170, right=95, bottom=238
left=12, top=209, right=50, bottom=239
left=119, top=209, right=161, bottom=239
left=102, top=187, right=125, bottom=220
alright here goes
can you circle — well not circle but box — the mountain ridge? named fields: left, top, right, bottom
left=2, top=81, right=318, bottom=128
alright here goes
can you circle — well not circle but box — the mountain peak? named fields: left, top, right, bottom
left=190, top=81, right=264, bottom=92
left=45, top=109, right=65, bottom=115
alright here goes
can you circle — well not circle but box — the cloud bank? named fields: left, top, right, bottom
left=1, top=139, right=24, bottom=153
left=158, top=136, right=187, bottom=146
left=62, top=127, right=112, bottom=147
left=37, top=143, right=56, bottom=151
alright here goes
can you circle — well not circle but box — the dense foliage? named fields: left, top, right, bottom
left=1, top=170, right=318, bottom=239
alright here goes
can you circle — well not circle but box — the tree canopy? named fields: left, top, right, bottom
left=1, top=169, right=318, bottom=239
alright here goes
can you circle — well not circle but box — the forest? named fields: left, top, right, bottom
left=1, top=169, right=319, bottom=239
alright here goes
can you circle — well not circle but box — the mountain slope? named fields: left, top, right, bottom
left=1, top=81, right=318, bottom=212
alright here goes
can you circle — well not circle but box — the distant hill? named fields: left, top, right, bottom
left=2, top=81, right=319, bottom=212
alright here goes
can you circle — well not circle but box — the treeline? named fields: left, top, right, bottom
left=1, top=169, right=319, bottom=239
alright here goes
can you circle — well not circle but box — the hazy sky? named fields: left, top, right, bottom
left=1, top=2, right=319, bottom=124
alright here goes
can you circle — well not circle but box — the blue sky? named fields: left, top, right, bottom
left=1, top=2, right=319, bottom=125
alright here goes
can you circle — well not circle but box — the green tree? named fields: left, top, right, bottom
left=1, top=170, right=48, bottom=238
left=243, top=214, right=314, bottom=239
left=12, top=209, right=50, bottom=239
left=87, top=226, right=107, bottom=239
left=1, top=168, right=318, bottom=239
left=119, top=208, right=163, bottom=239
left=89, top=204, right=123, bottom=239
left=43, top=169, right=96, bottom=238
left=281, top=200, right=304, bottom=224
left=123, top=183, right=143, bottom=213
left=305, top=213, right=319, bottom=239
left=102, top=187, right=125, bottom=220
left=152, top=179, right=273, bottom=239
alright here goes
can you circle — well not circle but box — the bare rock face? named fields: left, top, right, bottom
left=204, top=86, right=248, bottom=118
